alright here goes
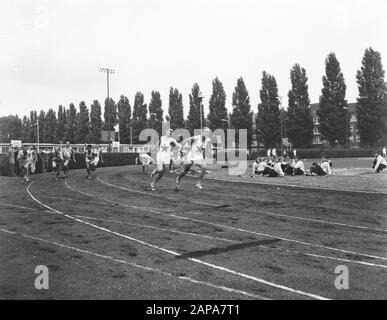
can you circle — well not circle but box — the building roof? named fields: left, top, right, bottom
left=310, top=102, right=357, bottom=115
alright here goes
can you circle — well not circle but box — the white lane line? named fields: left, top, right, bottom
left=0, top=202, right=39, bottom=211
left=67, top=180, right=387, bottom=268
left=74, top=215, right=238, bottom=244
left=205, top=176, right=387, bottom=195
left=246, top=209, right=387, bottom=234
left=27, top=181, right=329, bottom=300
left=101, top=175, right=219, bottom=207
left=94, top=179, right=387, bottom=262
left=104, top=176, right=387, bottom=234
left=0, top=228, right=267, bottom=300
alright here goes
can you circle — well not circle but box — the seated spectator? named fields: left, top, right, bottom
left=310, top=157, right=332, bottom=176
left=291, top=156, right=305, bottom=175
left=280, top=157, right=294, bottom=175
left=373, top=152, right=387, bottom=173
left=251, top=157, right=268, bottom=176
left=262, top=157, right=284, bottom=177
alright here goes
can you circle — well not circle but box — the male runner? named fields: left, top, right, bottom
left=61, top=141, right=76, bottom=177
left=85, top=144, right=98, bottom=179
left=175, top=127, right=212, bottom=191
left=150, top=128, right=179, bottom=191
left=139, top=152, right=155, bottom=173
left=52, top=146, right=64, bottom=180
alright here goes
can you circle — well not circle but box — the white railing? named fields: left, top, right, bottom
left=0, top=143, right=154, bottom=154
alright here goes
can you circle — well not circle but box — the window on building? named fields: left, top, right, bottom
left=314, top=127, right=319, bottom=134
left=314, top=117, right=320, bottom=125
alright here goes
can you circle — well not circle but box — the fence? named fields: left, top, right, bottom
left=0, top=143, right=154, bottom=155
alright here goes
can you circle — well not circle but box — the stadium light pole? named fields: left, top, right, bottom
left=99, top=67, right=115, bottom=151
left=150, top=112, right=156, bottom=129
left=343, top=106, right=349, bottom=148
left=279, top=96, right=284, bottom=156
left=198, top=90, right=204, bottom=133
left=30, top=121, right=40, bottom=152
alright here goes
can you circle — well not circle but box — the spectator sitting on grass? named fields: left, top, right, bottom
left=310, top=157, right=332, bottom=176
left=280, top=156, right=294, bottom=175
left=251, top=157, right=268, bottom=176
left=373, top=152, right=387, bottom=173
left=262, top=157, right=284, bottom=177
left=291, top=156, right=305, bottom=175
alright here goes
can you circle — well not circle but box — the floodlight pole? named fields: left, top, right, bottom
left=198, top=90, right=204, bottom=134
left=279, top=96, right=284, bottom=156
left=99, top=67, right=115, bottom=151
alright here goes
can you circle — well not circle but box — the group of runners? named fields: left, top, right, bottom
left=138, top=127, right=212, bottom=191
left=11, top=142, right=103, bottom=183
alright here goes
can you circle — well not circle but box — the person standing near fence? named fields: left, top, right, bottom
left=7, top=144, right=16, bottom=177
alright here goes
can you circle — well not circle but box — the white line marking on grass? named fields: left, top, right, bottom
left=101, top=175, right=219, bottom=207
left=0, top=228, right=268, bottom=300
left=66, top=181, right=387, bottom=269
left=205, top=176, right=387, bottom=195
left=0, top=202, right=38, bottom=211
left=246, top=209, right=387, bottom=234
left=27, top=181, right=329, bottom=300
left=74, top=215, right=238, bottom=244
left=94, top=178, right=387, bottom=262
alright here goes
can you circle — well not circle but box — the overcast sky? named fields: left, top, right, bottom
left=1, top=0, right=386, bottom=118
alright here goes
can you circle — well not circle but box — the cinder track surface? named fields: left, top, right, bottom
left=0, top=165, right=386, bottom=299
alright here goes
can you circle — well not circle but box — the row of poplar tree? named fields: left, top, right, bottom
left=1, top=47, right=386, bottom=148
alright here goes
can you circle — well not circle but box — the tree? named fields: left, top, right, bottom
left=318, top=53, right=348, bottom=146
left=56, top=105, right=66, bottom=142
left=148, top=91, right=163, bottom=135
left=187, top=83, right=205, bottom=135
left=103, top=97, right=117, bottom=131
left=356, top=47, right=387, bottom=147
left=117, top=95, right=132, bottom=144
left=168, top=87, right=185, bottom=130
left=208, top=77, right=228, bottom=131
left=132, top=92, right=148, bottom=144
left=230, top=77, right=253, bottom=147
left=287, top=64, right=313, bottom=147
left=76, top=101, right=90, bottom=143
left=256, top=72, right=281, bottom=148
left=43, top=109, right=57, bottom=142
left=29, top=110, right=38, bottom=142
left=65, top=103, right=77, bottom=143
left=88, top=100, right=102, bottom=143
left=0, top=115, right=22, bottom=142
left=21, top=115, right=30, bottom=142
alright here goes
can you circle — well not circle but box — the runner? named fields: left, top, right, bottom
left=17, top=146, right=31, bottom=183
left=61, top=141, right=76, bottom=177
left=51, top=147, right=64, bottom=180
left=150, top=128, right=179, bottom=191
left=139, top=152, right=155, bottom=173
left=175, top=127, right=212, bottom=191
left=85, top=144, right=99, bottom=179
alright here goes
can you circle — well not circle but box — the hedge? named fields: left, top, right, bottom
left=0, top=152, right=139, bottom=177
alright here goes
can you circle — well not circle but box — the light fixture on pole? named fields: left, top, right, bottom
left=99, top=67, right=115, bottom=151
left=198, top=90, right=204, bottom=133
